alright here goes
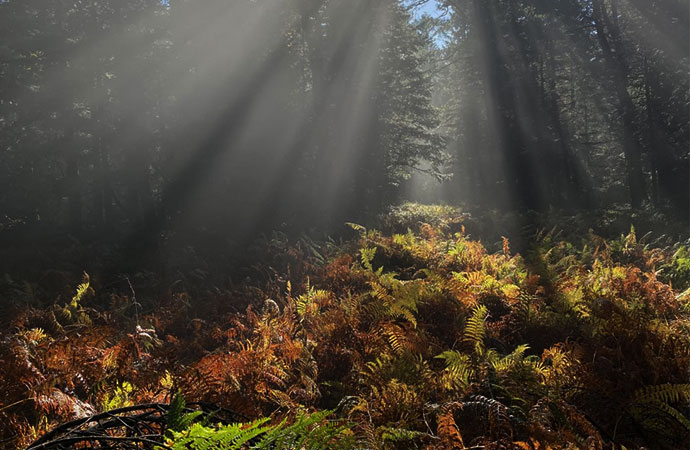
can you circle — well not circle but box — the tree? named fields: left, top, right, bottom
left=437, top=0, right=688, bottom=216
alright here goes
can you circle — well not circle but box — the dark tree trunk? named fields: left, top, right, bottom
left=591, top=0, right=646, bottom=208
left=471, top=0, right=539, bottom=211
left=644, top=57, right=660, bottom=207
left=544, top=37, right=593, bottom=209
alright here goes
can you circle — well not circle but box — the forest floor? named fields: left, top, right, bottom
left=2, top=204, right=690, bottom=449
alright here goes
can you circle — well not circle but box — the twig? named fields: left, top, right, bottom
left=125, top=276, right=139, bottom=326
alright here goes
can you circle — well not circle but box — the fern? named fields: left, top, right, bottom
left=71, top=273, right=92, bottom=309
left=488, top=344, right=533, bottom=374
left=631, top=384, right=690, bottom=432
left=164, top=410, right=355, bottom=450
left=437, top=406, right=465, bottom=449
left=165, top=419, right=272, bottom=450
left=634, top=383, right=690, bottom=405
left=295, top=282, right=331, bottom=318
left=60, top=272, right=94, bottom=324
left=464, top=305, right=488, bottom=356
left=646, top=401, right=690, bottom=430
left=436, top=350, right=472, bottom=390
left=167, top=393, right=203, bottom=433
left=255, top=410, right=354, bottom=450
left=347, top=222, right=367, bottom=234
left=380, top=426, right=427, bottom=442
left=463, top=395, right=515, bottom=440
left=101, top=382, right=134, bottom=411
left=13, top=207, right=690, bottom=450
left=368, top=273, right=420, bottom=328
left=360, top=247, right=377, bottom=272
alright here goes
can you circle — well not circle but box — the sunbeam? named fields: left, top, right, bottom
left=1, top=1, right=690, bottom=448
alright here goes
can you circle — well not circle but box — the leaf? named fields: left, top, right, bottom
left=464, top=305, right=488, bottom=356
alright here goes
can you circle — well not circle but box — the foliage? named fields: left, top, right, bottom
left=435, top=0, right=689, bottom=215
left=163, top=409, right=355, bottom=450
left=5, top=206, right=690, bottom=449
left=0, top=0, right=449, bottom=254
left=660, top=246, right=690, bottom=290
left=159, top=394, right=354, bottom=450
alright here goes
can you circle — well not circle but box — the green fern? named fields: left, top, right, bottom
left=436, top=350, right=473, bottom=390
left=380, top=426, right=427, bottom=442
left=70, top=273, right=92, bottom=309
left=630, top=384, right=690, bottom=433
left=164, top=410, right=355, bottom=450
left=464, top=305, right=488, bottom=356
left=648, top=401, right=690, bottom=430
left=360, top=247, right=377, bottom=272
left=255, top=410, right=354, bottom=450
left=60, top=272, right=94, bottom=324
left=488, top=344, right=530, bottom=373
left=295, top=281, right=331, bottom=318
left=167, top=393, right=203, bottom=433
left=634, top=383, right=690, bottom=405
left=101, top=382, right=134, bottom=411
left=368, top=273, right=420, bottom=328
left=165, top=419, right=272, bottom=450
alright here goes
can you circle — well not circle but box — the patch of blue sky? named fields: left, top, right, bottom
left=406, top=0, right=448, bottom=47
left=406, top=0, right=444, bottom=19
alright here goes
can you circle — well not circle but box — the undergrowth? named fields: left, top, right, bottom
left=2, top=204, right=690, bottom=449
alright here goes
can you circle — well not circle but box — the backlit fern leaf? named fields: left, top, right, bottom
left=465, top=305, right=488, bottom=356
left=166, top=410, right=354, bottom=450
left=369, top=275, right=419, bottom=328
left=295, top=284, right=331, bottom=318
left=166, top=419, right=272, bottom=450
left=489, top=344, right=530, bottom=373
left=360, top=247, right=377, bottom=272
left=436, top=350, right=472, bottom=390
left=60, top=273, right=94, bottom=324
left=383, top=325, right=406, bottom=355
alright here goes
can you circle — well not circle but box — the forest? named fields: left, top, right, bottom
left=0, top=0, right=689, bottom=449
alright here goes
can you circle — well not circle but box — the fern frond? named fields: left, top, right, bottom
left=437, top=407, right=465, bottom=449
left=255, top=410, right=354, bottom=450
left=295, top=285, right=331, bottom=317
left=647, top=401, right=690, bottom=431
left=360, top=247, right=377, bottom=272
left=381, top=426, right=427, bottom=442
left=491, top=344, right=531, bottom=373
left=464, top=305, right=488, bottom=356
left=436, top=350, right=472, bottom=390
left=634, top=383, right=690, bottom=405
left=167, top=419, right=272, bottom=450
left=70, top=273, right=93, bottom=309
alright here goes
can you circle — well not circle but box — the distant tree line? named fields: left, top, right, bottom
left=0, top=0, right=687, bottom=253
left=434, top=0, right=688, bottom=217
left=0, top=0, right=444, bottom=246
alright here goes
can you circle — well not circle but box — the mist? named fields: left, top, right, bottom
left=0, top=0, right=688, bottom=267
left=3, top=2, right=690, bottom=449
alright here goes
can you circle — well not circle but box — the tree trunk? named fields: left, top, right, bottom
left=469, top=0, right=539, bottom=211
left=591, top=0, right=646, bottom=208
left=644, top=57, right=660, bottom=207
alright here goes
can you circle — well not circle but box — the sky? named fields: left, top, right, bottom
left=407, top=0, right=448, bottom=47
left=410, top=0, right=443, bottom=18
